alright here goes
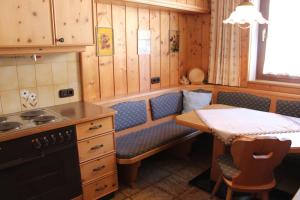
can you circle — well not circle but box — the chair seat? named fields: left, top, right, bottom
left=116, top=120, right=198, bottom=159
left=217, top=154, right=241, bottom=180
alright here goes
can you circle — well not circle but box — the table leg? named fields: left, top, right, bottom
left=210, top=136, right=226, bottom=181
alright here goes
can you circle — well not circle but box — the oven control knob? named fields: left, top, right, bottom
left=58, top=132, right=64, bottom=143
left=32, top=138, right=42, bottom=149
left=43, top=136, right=49, bottom=147
left=50, top=134, right=57, bottom=145
left=65, top=131, right=71, bottom=141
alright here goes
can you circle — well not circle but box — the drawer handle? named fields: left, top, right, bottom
left=89, top=124, right=102, bottom=130
left=95, top=185, right=107, bottom=192
left=90, top=144, right=104, bottom=151
left=93, top=165, right=105, bottom=172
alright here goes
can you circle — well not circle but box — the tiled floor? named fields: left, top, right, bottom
left=111, top=137, right=216, bottom=200
left=110, top=135, right=300, bottom=200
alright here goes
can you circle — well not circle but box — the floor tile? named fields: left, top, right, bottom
left=178, top=187, right=211, bottom=200
left=111, top=191, right=128, bottom=200
left=154, top=174, right=190, bottom=196
left=131, top=186, right=174, bottom=200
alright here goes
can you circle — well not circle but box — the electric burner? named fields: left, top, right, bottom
left=0, top=122, right=22, bottom=132
left=0, top=117, right=7, bottom=123
left=33, top=115, right=56, bottom=124
left=21, top=110, right=45, bottom=119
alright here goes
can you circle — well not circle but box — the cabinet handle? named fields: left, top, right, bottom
left=90, top=144, right=103, bottom=151
left=93, top=165, right=105, bottom=172
left=89, top=124, right=102, bottom=130
left=95, top=185, right=107, bottom=192
left=56, top=37, right=64, bottom=43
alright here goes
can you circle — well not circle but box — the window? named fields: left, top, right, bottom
left=256, top=0, right=300, bottom=83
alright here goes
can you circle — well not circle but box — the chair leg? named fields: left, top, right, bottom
left=226, top=187, right=233, bottom=200
left=261, top=191, right=269, bottom=200
left=211, top=176, right=222, bottom=198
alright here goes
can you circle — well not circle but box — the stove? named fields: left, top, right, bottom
left=0, top=109, right=66, bottom=133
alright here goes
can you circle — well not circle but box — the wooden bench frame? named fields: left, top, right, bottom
left=96, top=86, right=205, bottom=185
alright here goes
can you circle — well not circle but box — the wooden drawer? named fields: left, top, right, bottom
left=80, top=154, right=116, bottom=183
left=78, top=133, right=115, bottom=162
left=76, top=117, right=113, bottom=140
left=83, top=174, right=118, bottom=200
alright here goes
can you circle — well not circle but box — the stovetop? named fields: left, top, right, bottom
left=0, top=109, right=67, bottom=133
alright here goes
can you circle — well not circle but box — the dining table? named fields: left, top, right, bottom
left=175, top=104, right=300, bottom=181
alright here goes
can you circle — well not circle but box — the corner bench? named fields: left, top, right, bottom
left=111, top=92, right=202, bottom=186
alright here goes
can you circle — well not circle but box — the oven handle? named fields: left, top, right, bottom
left=0, top=153, right=44, bottom=170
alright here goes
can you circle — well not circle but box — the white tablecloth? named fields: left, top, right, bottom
left=196, top=108, right=300, bottom=144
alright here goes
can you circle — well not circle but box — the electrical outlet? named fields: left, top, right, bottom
left=151, top=77, right=160, bottom=84
left=59, top=88, right=74, bottom=98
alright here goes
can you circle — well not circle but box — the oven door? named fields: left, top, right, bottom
left=0, top=144, right=82, bottom=200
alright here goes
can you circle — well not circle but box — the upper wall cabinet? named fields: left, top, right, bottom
left=0, top=0, right=53, bottom=47
left=98, top=0, right=210, bottom=13
left=53, top=0, right=94, bottom=46
left=0, top=0, right=94, bottom=49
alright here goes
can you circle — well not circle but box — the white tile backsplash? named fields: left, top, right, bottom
left=0, top=53, right=82, bottom=114
left=17, top=65, right=37, bottom=88
left=0, top=66, right=19, bottom=91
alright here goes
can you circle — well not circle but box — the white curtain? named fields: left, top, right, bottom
left=208, top=0, right=241, bottom=86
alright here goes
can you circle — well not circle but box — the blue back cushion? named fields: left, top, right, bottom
left=111, top=100, right=147, bottom=132
left=150, top=92, right=183, bottom=120
left=276, top=100, right=300, bottom=118
left=217, top=92, right=271, bottom=112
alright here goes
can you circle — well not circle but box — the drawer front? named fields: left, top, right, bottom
left=83, top=174, right=118, bottom=200
left=76, top=117, right=113, bottom=140
left=78, top=133, right=115, bottom=163
left=80, top=154, right=116, bottom=183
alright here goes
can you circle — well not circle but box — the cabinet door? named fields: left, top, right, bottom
left=0, top=0, right=54, bottom=47
left=53, top=0, right=94, bottom=46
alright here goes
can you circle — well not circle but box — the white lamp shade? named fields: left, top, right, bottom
left=223, top=2, right=268, bottom=25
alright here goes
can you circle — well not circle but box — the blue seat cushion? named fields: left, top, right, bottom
left=276, top=100, right=300, bottom=118
left=111, top=100, right=147, bottom=132
left=217, top=92, right=271, bottom=112
left=150, top=92, right=183, bottom=120
left=116, top=120, right=198, bottom=159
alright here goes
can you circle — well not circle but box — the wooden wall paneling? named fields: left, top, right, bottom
left=150, top=10, right=161, bottom=90
left=186, top=15, right=202, bottom=72
left=169, top=12, right=179, bottom=86
left=112, top=5, right=127, bottom=96
left=138, top=8, right=151, bottom=92
left=179, top=14, right=188, bottom=77
left=195, top=0, right=204, bottom=7
left=187, top=0, right=196, bottom=5
left=80, top=46, right=101, bottom=102
left=177, top=0, right=187, bottom=3
left=97, top=3, right=115, bottom=99
left=126, top=7, right=140, bottom=94
left=160, top=11, right=170, bottom=88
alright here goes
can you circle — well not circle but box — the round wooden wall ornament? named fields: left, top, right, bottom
left=188, top=68, right=205, bottom=85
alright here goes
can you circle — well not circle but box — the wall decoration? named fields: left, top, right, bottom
left=20, top=89, right=38, bottom=109
left=97, top=27, right=114, bottom=56
left=138, top=30, right=151, bottom=55
left=170, top=30, right=180, bottom=53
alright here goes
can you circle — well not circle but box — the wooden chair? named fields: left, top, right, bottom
left=211, top=137, right=291, bottom=200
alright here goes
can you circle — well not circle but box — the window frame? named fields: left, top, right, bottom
left=256, top=0, right=300, bottom=84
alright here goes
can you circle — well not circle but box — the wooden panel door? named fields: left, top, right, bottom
left=53, top=0, right=94, bottom=46
left=0, top=0, right=53, bottom=47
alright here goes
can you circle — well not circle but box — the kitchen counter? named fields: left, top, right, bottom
left=0, top=102, right=115, bottom=142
